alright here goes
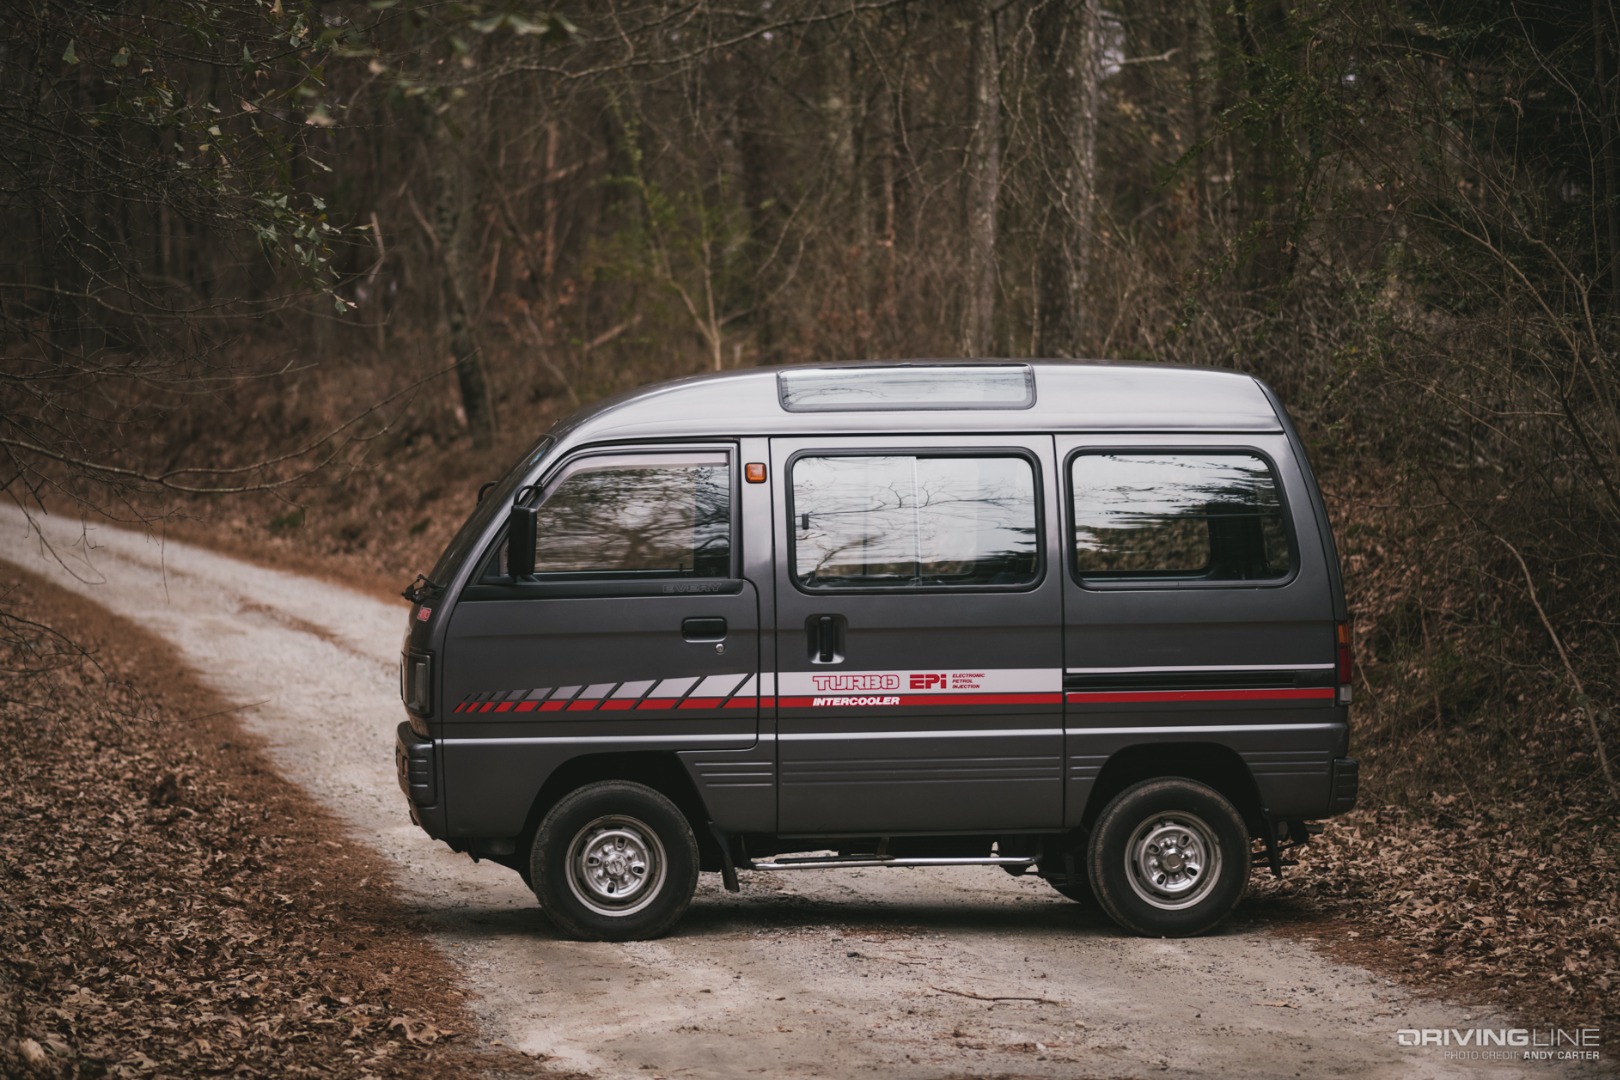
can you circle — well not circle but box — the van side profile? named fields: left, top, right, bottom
left=396, top=362, right=1357, bottom=939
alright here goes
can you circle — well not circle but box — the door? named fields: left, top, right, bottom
left=771, top=436, right=1064, bottom=835
left=439, top=446, right=761, bottom=838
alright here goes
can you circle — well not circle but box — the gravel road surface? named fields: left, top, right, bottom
left=3, top=505, right=1599, bottom=1079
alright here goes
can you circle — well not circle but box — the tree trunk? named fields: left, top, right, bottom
left=1596, top=0, right=1620, bottom=312
left=736, top=66, right=779, bottom=361
left=1033, top=0, right=1100, bottom=359
left=874, top=80, right=899, bottom=326
left=429, top=108, right=495, bottom=450
left=961, top=0, right=1001, bottom=357
left=1186, top=0, right=1220, bottom=247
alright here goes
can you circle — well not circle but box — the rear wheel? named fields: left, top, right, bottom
left=530, top=781, right=698, bottom=941
left=1087, top=778, right=1249, bottom=937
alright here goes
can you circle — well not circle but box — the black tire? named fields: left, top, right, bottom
left=1086, top=778, right=1249, bottom=937
left=529, top=781, right=699, bottom=941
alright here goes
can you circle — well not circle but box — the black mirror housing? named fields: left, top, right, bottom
left=508, top=505, right=537, bottom=578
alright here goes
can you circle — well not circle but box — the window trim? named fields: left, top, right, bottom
left=1064, top=445, right=1300, bottom=591
left=471, top=444, right=739, bottom=589
left=784, top=446, right=1047, bottom=595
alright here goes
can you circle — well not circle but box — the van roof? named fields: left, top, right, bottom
left=549, top=361, right=1284, bottom=443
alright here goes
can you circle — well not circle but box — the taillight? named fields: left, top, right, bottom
left=1335, top=622, right=1354, bottom=705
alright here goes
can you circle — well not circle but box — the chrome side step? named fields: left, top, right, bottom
left=747, top=854, right=1039, bottom=871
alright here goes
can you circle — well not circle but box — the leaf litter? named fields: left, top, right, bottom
left=0, top=571, right=570, bottom=1078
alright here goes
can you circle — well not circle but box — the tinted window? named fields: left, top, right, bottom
left=1071, top=453, right=1292, bottom=581
left=792, top=455, right=1038, bottom=588
left=531, top=453, right=730, bottom=577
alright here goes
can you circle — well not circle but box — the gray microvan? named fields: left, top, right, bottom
left=396, top=362, right=1357, bottom=940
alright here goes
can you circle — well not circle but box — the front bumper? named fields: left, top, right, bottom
left=395, top=722, right=447, bottom=838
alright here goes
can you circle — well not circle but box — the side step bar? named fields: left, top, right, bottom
left=747, top=854, right=1039, bottom=871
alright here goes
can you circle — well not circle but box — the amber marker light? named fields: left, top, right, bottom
left=745, top=462, right=767, bottom=483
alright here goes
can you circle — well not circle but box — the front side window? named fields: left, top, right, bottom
left=530, top=452, right=731, bottom=577
left=1071, top=452, right=1292, bottom=581
left=791, top=454, right=1038, bottom=589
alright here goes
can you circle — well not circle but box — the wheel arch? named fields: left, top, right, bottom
left=1082, top=742, right=1265, bottom=836
left=518, top=752, right=723, bottom=871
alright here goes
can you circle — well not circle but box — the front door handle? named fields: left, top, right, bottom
left=682, top=616, right=728, bottom=641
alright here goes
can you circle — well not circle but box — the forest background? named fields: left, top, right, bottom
left=2, top=0, right=1617, bottom=1050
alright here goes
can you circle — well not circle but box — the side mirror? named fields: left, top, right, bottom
left=508, top=505, right=537, bottom=578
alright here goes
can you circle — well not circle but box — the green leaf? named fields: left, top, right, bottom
left=112, top=46, right=130, bottom=68
left=62, top=40, right=78, bottom=65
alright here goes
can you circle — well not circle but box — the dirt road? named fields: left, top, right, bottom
left=1, top=505, right=1594, bottom=1079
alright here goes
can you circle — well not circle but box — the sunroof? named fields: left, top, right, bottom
left=777, top=364, right=1035, bottom=412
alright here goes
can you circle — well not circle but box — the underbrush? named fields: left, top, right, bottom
left=1267, top=466, right=1620, bottom=1030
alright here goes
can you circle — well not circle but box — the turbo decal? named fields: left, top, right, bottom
left=779, top=668, right=1061, bottom=697
left=778, top=668, right=1062, bottom=709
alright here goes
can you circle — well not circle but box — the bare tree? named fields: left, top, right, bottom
left=425, top=101, right=497, bottom=450
left=1031, top=0, right=1101, bottom=358
left=961, top=0, right=1002, bottom=357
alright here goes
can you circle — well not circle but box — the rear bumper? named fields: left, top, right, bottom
left=395, top=722, right=447, bottom=839
left=1329, top=756, right=1359, bottom=815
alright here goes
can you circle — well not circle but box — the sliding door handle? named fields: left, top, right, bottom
left=809, top=614, right=846, bottom=664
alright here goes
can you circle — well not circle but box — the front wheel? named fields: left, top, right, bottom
left=1087, top=779, right=1249, bottom=937
left=530, top=781, right=699, bottom=941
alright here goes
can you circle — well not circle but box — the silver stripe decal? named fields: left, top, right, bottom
left=694, top=672, right=750, bottom=698
left=611, top=679, right=656, bottom=700
left=447, top=734, right=762, bottom=747
left=649, top=676, right=700, bottom=698
left=1066, top=723, right=1343, bottom=736
left=778, top=728, right=1053, bottom=742
left=1066, top=663, right=1334, bottom=674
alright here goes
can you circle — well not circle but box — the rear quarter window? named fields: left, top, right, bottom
left=1070, top=452, right=1293, bottom=582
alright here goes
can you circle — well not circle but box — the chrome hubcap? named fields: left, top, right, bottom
left=567, top=815, right=666, bottom=917
left=1125, top=812, right=1221, bottom=911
